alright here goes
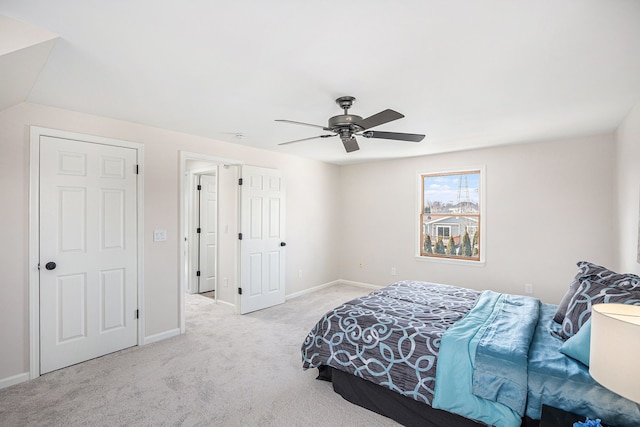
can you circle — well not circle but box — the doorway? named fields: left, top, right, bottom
left=179, top=152, right=287, bottom=330
left=179, top=152, right=241, bottom=332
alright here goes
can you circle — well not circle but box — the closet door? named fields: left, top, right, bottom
left=39, top=135, right=138, bottom=373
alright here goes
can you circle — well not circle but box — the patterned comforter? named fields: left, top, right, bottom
left=301, top=280, right=480, bottom=404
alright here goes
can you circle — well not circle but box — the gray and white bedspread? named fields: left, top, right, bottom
left=301, top=280, right=480, bottom=404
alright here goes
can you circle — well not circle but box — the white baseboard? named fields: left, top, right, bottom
left=142, top=328, right=181, bottom=345
left=285, top=280, right=341, bottom=300
left=285, top=279, right=384, bottom=301
left=338, top=279, right=383, bottom=290
left=0, top=372, right=30, bottom=390
left=215, top=299, right=234, bottom=308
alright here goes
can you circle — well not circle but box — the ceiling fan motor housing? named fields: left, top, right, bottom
left=328, top=114, right=364, bottom=132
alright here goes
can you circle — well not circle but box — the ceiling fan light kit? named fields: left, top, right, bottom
left=276, top=96, right=425, bottom=153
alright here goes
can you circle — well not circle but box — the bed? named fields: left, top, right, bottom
left=301, top=262, right=640, bottom=427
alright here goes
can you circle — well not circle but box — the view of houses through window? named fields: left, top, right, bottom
left=420, top=170, right=481, bottom=261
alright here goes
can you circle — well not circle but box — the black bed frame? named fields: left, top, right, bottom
left=319, top=366, right=539, bottom=427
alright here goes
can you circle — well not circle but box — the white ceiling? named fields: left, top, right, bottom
left=1, top=0, right=639, bottom=165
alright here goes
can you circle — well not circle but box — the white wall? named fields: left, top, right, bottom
left=0, top=102, right=341, bottom=381
left=615, top=102, right=640, bottom=276
left=2, top=98, right=633, bottom=385
left=338, top=134, right=616, bottom=304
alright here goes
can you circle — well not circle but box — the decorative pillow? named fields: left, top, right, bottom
left=553, top=261, right=608, bottom=324
left=560, top=318, right=591, bottom=366
left=553, top=270, right=585, bottom=324
left=559, top=273, right=640, bottom=340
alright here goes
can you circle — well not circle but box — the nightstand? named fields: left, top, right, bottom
left=540, top=405, right=610, bottom=427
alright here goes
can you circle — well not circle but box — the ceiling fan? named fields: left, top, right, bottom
left=276, top=96, right=425, bottom=153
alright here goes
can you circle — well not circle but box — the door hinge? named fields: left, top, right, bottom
left=238, top=233, right=243, bottom=240
left=197, top=184, right=202, bottom=190
left=197, top=227, right=201, bottom=234
left=135, top=309, right=139, bottom=319
left=238, top=178, right=243, bottom=186
left=238, top=287, right=243, bottom=295
left=37, top=263, right=40, bottom=270
left=196, top=270, right=201, bottom=277
left=136, top=165, right=139, bottom=175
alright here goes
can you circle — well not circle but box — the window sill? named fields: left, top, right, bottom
left=414, top=255, right=486, bottom=267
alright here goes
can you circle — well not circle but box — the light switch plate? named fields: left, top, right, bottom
left=153, top=229, right=167, bottom=242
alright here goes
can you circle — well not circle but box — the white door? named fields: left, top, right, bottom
left=198, top=173, right=217, bottom=293
left=39, top=136, right=138, bottom=374
left=239, top=166, right=285, bottom=314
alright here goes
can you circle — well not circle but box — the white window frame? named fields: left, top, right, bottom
left=416, top=166, right=486, bottom=266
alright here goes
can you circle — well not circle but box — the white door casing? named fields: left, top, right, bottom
left=198, top=173, right=217, bottom=293
left=38, top=135, right=138, bottom=374
left=239, top=166, right=285, bottom=314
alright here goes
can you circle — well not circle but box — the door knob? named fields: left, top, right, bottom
left=45, top=262, right=57, bottom=270
left=280, top=242, right=286, bottom=247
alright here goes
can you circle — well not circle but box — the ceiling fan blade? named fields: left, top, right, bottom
left=278, top=134, right=336, bottom=146
left=275, top=119, right=328, bottom=130
left=342, top=137, right=360, bottom=153
left=355, top=109, right=404, bottom=130
left=362, top=130, right=425, bottom=142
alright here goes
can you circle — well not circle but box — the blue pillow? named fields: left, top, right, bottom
left=560, top=318, right=591, bottom=366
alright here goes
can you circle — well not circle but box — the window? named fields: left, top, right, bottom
left=420, top=169, right=482, bottom=261
left=436, top=226, right=451, bottom=239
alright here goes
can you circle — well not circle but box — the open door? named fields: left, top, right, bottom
left=239, top=166, right=285, bottom=314
left=197, top=173, right=218, bottom=293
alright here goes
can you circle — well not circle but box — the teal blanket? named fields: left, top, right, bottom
left=433, top=291, right=540, bottom=427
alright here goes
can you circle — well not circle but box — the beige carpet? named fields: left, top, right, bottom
left=0, top=284, right=400, bottom=426
left=200, top=290, right=215, bottom=299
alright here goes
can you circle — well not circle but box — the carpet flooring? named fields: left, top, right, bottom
left=0, top=284, right=400, bottom=426
left=200, top=291, right=215, bottom=299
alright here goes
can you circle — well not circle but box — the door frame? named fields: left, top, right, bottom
left=178, top=151, right=243, bottom=333
left=28, top=126, right=145, bottom=379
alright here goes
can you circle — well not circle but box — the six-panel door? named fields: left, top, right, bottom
left=239, top=166, right=285, bottom=314
left=39, top=136, right=138, bottom=374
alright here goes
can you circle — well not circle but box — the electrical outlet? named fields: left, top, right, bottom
left=298, top=269, right=303, bottom=279
left=359, top=262, right=363, bottom=268
left=525, top=283, right=533, bottom=294
left=391, top=267, right=397, bottom=276
left=223, top=277, right=228, bottom=288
